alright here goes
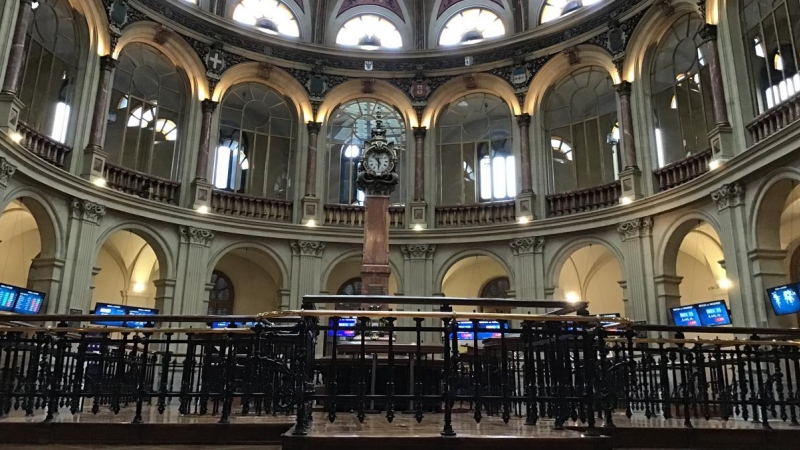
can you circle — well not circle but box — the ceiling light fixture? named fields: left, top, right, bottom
left=460, top=29, right=485, bottom=44
left=255, top=17, right=280, bottom=35
left=358, top=34, right=382, bottom=51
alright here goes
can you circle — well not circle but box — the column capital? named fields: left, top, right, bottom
left=510, top=237, right=544, bottom=255
left=99, top=55, right=118, bottom=71
left=401, top=244, right=435, bottom=260
left=201, top=98, right=219, bottom=114
left=615, top=81, right=632, bottom=96
left=413, top=126, right=427, bottom=138
left=698, top=23, right=718, bottom=44
left=307, top=121, right=322, bottom=134
left=711, top=182, right=745, bottom=211
left=70, top=198, right=106, bottom=224
left=291, top=240, right=326, bottom=257
left=0, top=156, right=18, bottom=187
left=617, top=217, right=653, bottom=241
left=515, top=113, right=531, bottom=127
left=179, top=226, right=215, bottom=247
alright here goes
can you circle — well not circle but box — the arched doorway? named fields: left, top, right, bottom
left=441, top=255, right=510, bottom=312
left=208, top=247, right=284, bottom=314
left=92, top=230, right=163, bottom=312
left=555, top=244, right=624, bottom=316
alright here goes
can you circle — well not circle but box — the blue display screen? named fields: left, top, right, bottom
left=0, top=284, right=18, bottom=312
left=455, top=320, right=508, bottom=340
left=696, top=301, right=731, bottom=326
left=127, top=307, right=158, bottom=328
left=767, top=284, right=800, bottom=316
left=671, top=305, right=701, bottom=327
left=211, top=321, right=255, bottom=329
left=327, top=317, right=357, bottom=337
left=93, top=303, right=127, bottom=327
left=12, top=289, right=44, bottom=314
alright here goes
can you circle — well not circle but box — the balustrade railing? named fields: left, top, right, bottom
left=435, top=201, right=515, bottom=227
left=15, top=121, right=71, bottom=169
left=323, top=204, right=405, bottom=228
left=546, top=181, right=621, bottom=217
left=2, top=308, right=800, bottom=435
left=103, top=163, right=180, bottom=205
left=653, top=148, right=712, bottom=191
left=210, top=190, right=293, bottom=223
left=747, top=94, right=800, bottom=143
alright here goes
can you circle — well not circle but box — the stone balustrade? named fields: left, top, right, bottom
left=546, top=181, right=621, bottom=217
left=323, top=204, right=405, bottom=228
left=210, top=190, right=293, bottom=222
left=435, top=201, right=516, bottom=227
left=653, top=148, right=712, bottom=191
left=747, top=95, right=800, bottom=143
left=103, top=163, right=180, bottom=205
left=16, top=121, right=71, bottom=169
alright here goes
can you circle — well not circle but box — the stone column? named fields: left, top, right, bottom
left=302, top=122, right=322, bottom=224
left=0, top=156, right=18, bottom=199
left=699, top=24, right=735, bottom=162
left=0, top=0, right=33, bottom=134
left=615, top=81, right=643, bottom=202
left=711, top=182, right=762, bottom=327
left=515, top=114, right=534, bottom=220
left=617, top=217, right=658, bottom=323
left=191, top=100, right=219, bottom=211
left=289, top=240, right=325, bottom=310
left=82, top=56, right=117, bottom=183
left=410, top=127, right=428, bottom=229
left=510, top=237, right=544, bottom=313
left=153, top=278, right=177, bottom=316
left=173, top=226, right=214, bottom=315
left=57, top=199, right=106, bottom=314
left=401, top=244, right=436, bottom=343
left=28, top=257, right=66, bottom=314
left=653, top=275, right=683, bottom=325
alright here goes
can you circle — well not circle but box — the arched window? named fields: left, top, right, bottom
left=232, top=0, right=300, bottom=38
left=438, top=8, right=505, bottom=46
left=214, top=83, right=295, bottom=198
left=540, top=0, right=603, bottom=24
left=208, top=270, right=235, bottom=315
left=480, top=277, right=510, bottom=298
left=338, top=278, right=363, bottom=295
left=104, top=43, right=187, bottom=179
left=18, top=0, right=80, bottom=143
left=545, top=67, right=617, bottom=193
left=437, top=93, right=514, bottom=204
left=336, top=15, right=403, bottom=50
left=327, top=99, right=406, bottom=205
left=742, top=0, right=800, bottom=114
left=651, top=14, right=713, bottom=168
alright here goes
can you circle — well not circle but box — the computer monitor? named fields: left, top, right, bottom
left=93, top=302, right=127, bottom=327
left=695, top=301, right=731, bottom=326
left=127, top=306, right=158, bottom=328
left=767, top=283, right=800, bottom=316
left=12, top=289, right=45, bottom=314
left=327, top=317, right=357, bottom=337
left=670, top=305, right=701, bottom=327
left=454, top=320, right=508, bottom=340
left=0, top=284, right=18, bottom=312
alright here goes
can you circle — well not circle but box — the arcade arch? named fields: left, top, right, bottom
left=208, top=246, right=284, bottom=314
left=441, top=255, right=510, bottom=312
left=553, top=244, right=625, bottom=316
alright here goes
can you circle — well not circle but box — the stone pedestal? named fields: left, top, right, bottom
left=515, top=191, right=535, bottom=221
left=191, top=178, right=214, bottom=211
left=81, top=146, right=108, bottom=185
left=409, top=200, right=427, bottom=229
left=618, top=166, right=643, bottom=202
left=361, top=195, right=391, bottom=297
left=301, top=195, right=320, bottom=225
left=0, top=93, right=23, bottom=135
left=708, top=124, right=735, bottom=166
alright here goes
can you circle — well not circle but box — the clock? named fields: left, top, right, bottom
left=356, top=116, right=400, bottom=196
left=363, top=146, right=394, bottom=177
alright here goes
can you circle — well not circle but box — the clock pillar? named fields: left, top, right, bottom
left=356, top=117, right=399, bottom=299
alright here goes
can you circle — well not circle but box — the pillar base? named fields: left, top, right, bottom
left=410, top=201, right=427, bottom=229
left=191, top=178, right=214, bottom=212
left=618, top=167, right=643, bottom=203
left=708, top=123, right=734, bottom=168
left=81, top=145, right=108, bottom=184
left=515, top=191, right=535, bottom=222
left=301, top=195, right=320, bottom=225
left=0, top=93, right=24, bottom=135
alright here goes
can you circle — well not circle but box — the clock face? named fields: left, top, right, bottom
left=366, top=151, right=391, bottom=174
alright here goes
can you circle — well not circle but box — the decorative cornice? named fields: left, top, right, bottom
left=70, top=198, right=106, bottom=224
left=617, top=217, right=653, bottom=241
left=291, top=240, right=326, bottom=257
left=401, top=244, right=436, bottom=260
left=201, top=99, right=218, bottom=114
left=413, top=126, right=427, bottom=139
left=99, top=55, right=118, bottom=71
left=307, top=121, right=322, bottom=134
left=515, top=113, right=531, bottom=127
left=179, top=226, right=214, bottom=246
left=510, top=237, right=544, bottom=255
left=0, top=156, right=17, bottom=187
left=615, top=81, right=632, bottom=96
left=711, top=182, right=745, bottom=211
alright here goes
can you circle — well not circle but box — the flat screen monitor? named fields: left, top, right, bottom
left=767, top=284, right=800, bottom=316
left=12, top=289, right=44, bottom=314
left=210, top=321, right=256, bottom=329
left=93, top=302, right=127, bottom=327
left=0, top=284, right=18, bottom=312
left=455, top=320, right=508, bottom=340
left=327, top=317, right=357, bottom=337
left=127, top=307, right=158, bottom=328
left=695, top=301, right=731, bottom=326
left=670, top=305, right=701, bottom=327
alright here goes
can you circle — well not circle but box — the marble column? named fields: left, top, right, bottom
left=58, top=199, right=106, bottom=314
left=1, top=0, right=34, bottom=96
left=711, top=182, right=763, bottom=327
left=510, top=237, right=545, bottom=314
left=615, top=81, right=643, bottom=201
left=173, top=226, right=215, bottom=315
left=82, top=56, right=117, bottom=182
left=302, top=122, right=322, bottom=223
left=700, top=24, right=729, bottom=127
left=410, top=127, right=428, bottom=228
left=191, top=100, right=218, bottom=210
left=289, top=240, right=325, bottom=309
left=617, top=217, right=657, bottom=323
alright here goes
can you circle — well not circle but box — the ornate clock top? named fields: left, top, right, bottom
left=356, top=113, right=400, bottom=196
